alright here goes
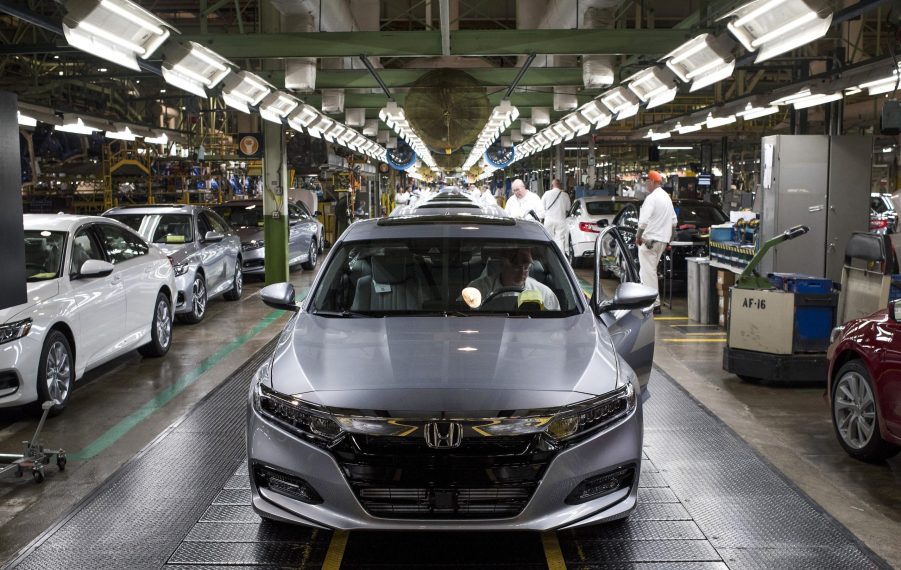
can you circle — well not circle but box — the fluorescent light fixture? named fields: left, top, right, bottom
left=62, top=0, right=172, bottom=71
left=259, top=91, right=300, bottom=124
left=221, top=71, right=273, bottom=114
left=145, top=132, right=168, bottom=145
left=17, top=111, right=37, bottom=127
left=856, top=65, right=901, bottom=95
left=659, top=146, right=694, bottom=150
left=287, top=104, right=319, bottom=132
left=676, top=122, right=703, bottom=134
left=600, top=87, right=641, bottom=119
left=563, top=112, right=591, bottom=136
left=772, top=88, right=842, bottom=109
left=723, top=0, right=832, bottom=63
left=105, top=126, right=138, bottom=140
left=737, top=102, right=780, bottom=120
left=56, top=117, right=100, bottom=134
left=161, top=41, right=232, bottom=98
left=625, top=67, right=678, bottom=109
left=645, top=129, right=672, bottom=141
left=663, top=33, right=736, bottom=92
left=578, top=99, right=612, bottom=127
left=704, top=113, right=737, bottom=128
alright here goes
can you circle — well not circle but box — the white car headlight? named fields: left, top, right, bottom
left=0, top=318, right=32, bottom=345
left=242, top=240, right=264, bottom=251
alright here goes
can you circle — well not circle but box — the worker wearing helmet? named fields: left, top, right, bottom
left=635, top=170, right=677, bottom=313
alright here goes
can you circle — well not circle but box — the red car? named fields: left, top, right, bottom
left=827, top=303, right=901, bottom=462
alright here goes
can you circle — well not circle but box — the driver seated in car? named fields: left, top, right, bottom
left=467, top=248, right=560, bottom=310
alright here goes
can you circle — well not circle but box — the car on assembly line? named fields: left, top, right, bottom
left=245, top=205, right=658, bottom=530
left=565, top=196, right=641, bottom=267
left=0, top=214, right=175, bottom=413
left=870, top=193, right=897, bottom=234
left=827, top=302, right=901, bottom=462
left=103, top=204, right=243, bottom=324
left=212, top=200, right=324, bottom=276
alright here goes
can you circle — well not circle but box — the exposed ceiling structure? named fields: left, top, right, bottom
left=0, top=0, right=895, bottom=174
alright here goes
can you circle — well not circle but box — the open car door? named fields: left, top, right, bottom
left=593, top=225, right=656, bottom=387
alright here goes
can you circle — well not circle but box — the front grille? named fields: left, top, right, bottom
left=334, top=433, right=557, bottom=519
left=244, top=259, right=264, bottom=269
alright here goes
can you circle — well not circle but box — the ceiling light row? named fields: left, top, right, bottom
left=379, top=102, right=438, bottom=169
left=462, top=99, right=519, bottom=170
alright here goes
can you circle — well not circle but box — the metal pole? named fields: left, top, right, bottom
left=359, top=54, right=394, bottom=101
left=504, top=53, right=536, bottom=100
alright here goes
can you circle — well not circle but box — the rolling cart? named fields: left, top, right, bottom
left=0, top=400, right=67, bottom=483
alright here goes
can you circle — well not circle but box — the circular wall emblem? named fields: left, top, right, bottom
left=239, top=135, right=260, bottom=156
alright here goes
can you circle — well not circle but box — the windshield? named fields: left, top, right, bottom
left=24, top=230, right=65, bottom=282
left=586, top=201, right=631, bottom=216
left=108, top=213, right=194, bottom=244
left=674, top=204, right=727, bottom=226
left=871, top=196, right=891, bottom=214
left=310, top=238, right=581, bottom=317
left=213, top=204, right=264, bottom=227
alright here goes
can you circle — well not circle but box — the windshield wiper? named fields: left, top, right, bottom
left=311, top=309, right=379, bottom=318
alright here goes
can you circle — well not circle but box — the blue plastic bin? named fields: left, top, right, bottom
left=768, top=273, right=834, bottom=294
left=709, top=225, right=733, bottom=243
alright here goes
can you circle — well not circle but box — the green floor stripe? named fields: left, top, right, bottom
left=70, top=310, right=284, bottom=460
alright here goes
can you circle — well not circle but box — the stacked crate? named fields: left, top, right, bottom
left=716, top=270, right=736, bottom=329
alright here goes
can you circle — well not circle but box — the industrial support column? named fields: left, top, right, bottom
left=0, top=92, right=26, bottom=310
left=555, top=144, right=565, bottom=191
left=263, top=119, right=289, bottom=285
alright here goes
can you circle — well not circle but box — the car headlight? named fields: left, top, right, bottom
left=829, top=326, right=844, bottom=344
left=252, top=364, right=344, bottom=446
left=168, top=256, right=190, bottom=276
left=545, top=382, right=636, bottom=442
left=0, top=318, right=32, bottom=345
left=242, top=240, right=264, bottom=251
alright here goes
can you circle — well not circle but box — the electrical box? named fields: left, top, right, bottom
left=758, top=135, right=872, bottom=283
left=881, top=100, right=901, bottom=135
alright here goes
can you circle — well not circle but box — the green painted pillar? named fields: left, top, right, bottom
left=263, top=119, right=289, bottom=284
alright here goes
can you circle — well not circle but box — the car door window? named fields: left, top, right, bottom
left=570, top=202, right=581, bottom=217
left=95, top=224, right=148, bottom=265
left=70, top=228, right=105, bottom=275
left=197, top=212, right=213, bottom=239
left=297, top=202, right=315, bottom=219
left=203, top=211, right=229, bottom=234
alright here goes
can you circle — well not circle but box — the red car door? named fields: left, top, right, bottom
left=872, top=316, right=901, bottom=441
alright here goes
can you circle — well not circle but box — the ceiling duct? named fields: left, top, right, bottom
left=321, top=89, right=345, bottom=114
left=345, top=108, right=366, bottom=127
left=581, top=2, right=618, bottom=88
left=554, top=84, right=579, bottom=112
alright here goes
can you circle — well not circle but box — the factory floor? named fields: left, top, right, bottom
left=0, top=266, right=898, bottom=569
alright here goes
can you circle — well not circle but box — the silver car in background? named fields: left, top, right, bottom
left=103, top=204, right=243, bottom=323
left=213, top=200, right=324, bottom=277
left=247, top=208, right=657, bottom=530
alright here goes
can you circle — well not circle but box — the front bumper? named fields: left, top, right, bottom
left=247, top=398, right=642, bottom=530
left=242, top=247, right=265, bottom=274
left=173, top=272, right=196, bottom=315
left=0, top=336, right=42, bottom=408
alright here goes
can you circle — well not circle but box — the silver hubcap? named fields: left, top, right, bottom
left=156, top=299, right=171, bottom=348
left=46, top=341, right=71, bottom=402
left=193, top=278, right=206, bottom=318
left=310, top=243, right=317, bottom=265
left=834, top=371, right=877, bottom=449
left=234, top=266, right=243, bottom=296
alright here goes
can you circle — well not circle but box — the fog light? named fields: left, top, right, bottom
left=254, top=464, right=322, bottom=504
left=565, top=465, right=635, bottom=505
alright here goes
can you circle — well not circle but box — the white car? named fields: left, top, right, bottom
left=565, top=196, right=641, bottom=267
left=0, top=215, right=176, bottom=413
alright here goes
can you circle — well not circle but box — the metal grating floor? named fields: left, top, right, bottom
left=2, top=348, right=891, bottom=569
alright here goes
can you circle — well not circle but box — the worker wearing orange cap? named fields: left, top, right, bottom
left=636, top=171, right=677, bottom=313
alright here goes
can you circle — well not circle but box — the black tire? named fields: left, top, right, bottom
left=831, top=360, right=900, bottom=462
left=223, top=261, right=243, bottom=301
left=179, top=273, right=207, bottom=324
left=32, top=469, right=44, bottom=484
left=301, top=239, right=318, bottom=270
left=57, top=456, right=67, bottom=471
left=139, top=292, right=173, bottom=357
left=36, top=330, right=74, bottom=415
left=567, top=238, right=582, bottom=269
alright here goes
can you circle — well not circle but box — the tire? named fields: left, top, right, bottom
left=832, top=360, right=900, bottom=462
left=32, top=469, right=44, bottom=484
left=57, top=456, right=67, bottom=471
left=567, top=238, right=582, bottom=269
left=301, top=239, right=318, bottom=270
left=179, top=273, right=207, bottom=324
left=223, top=261, right=243, bottom=301
left=36, top=330, right=74, bottom=415
left=139, top=292, right=173, bottom=357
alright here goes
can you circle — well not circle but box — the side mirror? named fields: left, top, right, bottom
left=78, top=259, right=114, bottom=279
left=596, top=219, right=609, bottom=228
left=314, top=210, right=322, bottom=216
left=261, top=282, right=299, bottom=312
left=203, top=231, right=225, bottom=243
left=598, top=282, right=658, bottom=313
left=892, top=298, right=901, bottom=321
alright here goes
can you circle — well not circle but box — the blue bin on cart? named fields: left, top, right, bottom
left=767, top=273, right=837, bottom=352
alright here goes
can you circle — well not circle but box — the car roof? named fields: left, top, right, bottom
left=342, top=214, right=549, bottom=242
left=104, top=204, right=201, bottom=215
left=23, top=213, right=112, bottom=232
left=578, top=196, right=641, bottom=204
left=216, top=200, right=263, bottom=206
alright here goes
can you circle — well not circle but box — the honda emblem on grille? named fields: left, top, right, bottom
left=424, top=421, right=462, bottom=449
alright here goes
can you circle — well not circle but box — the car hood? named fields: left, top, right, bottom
left=235, top=226, right=264, bottom=242
left=0, top=280, right=59, bottom=323
left=154, top=243, right=190, bottom=259
left=268, top=311, right=621, bottom=413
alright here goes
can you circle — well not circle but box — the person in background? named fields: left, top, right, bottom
left=478, top=185, right=496, bottom=208
left=468, top=184, right=481, bottom=201
left=504, top=178, right=544, bottom=221
left=541, top=179, right=571, bottom=253
left=395, top=186, right=411, bottom=207
left=635, top=170, right=677, bottom=314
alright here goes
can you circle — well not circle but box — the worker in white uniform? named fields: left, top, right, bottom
left=635, top=170, right=677, bottom=313
left=541, top=179, right=571, bottom=253
left=504, top=178, right=544, bottom=221
left=467, top=248, right=560, bottom=310
left=395, top=187, right=411, bottom=207
left=478, top=186, right=496, bottom=208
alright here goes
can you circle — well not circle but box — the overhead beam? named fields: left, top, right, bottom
left=181, top=29, right=698, bottom=58
left=265, top=67, right=585, bottom=88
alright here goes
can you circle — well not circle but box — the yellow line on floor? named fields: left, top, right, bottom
left=541, top=531, right=567, bottom=570
left=685, top=332, right=729, bottom=336
left=322, top=530, right=350, bottom=570
left=654, top=316, right=689, bottom=321
left=662, top=338, right=727, bottom=343
left=675, top=324, right=724, bottom=327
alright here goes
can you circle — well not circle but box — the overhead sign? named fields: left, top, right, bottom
left=238, top=133, right=263, bottom=158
